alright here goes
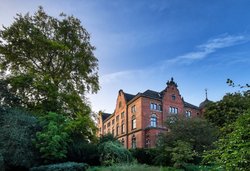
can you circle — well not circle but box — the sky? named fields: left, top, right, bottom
left=1, top=0, right=250, bottom=113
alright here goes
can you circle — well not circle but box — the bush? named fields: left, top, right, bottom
left=0, top=108, right=40, bottom=170
left=130, top=148, right=158, bottom=165
left=30, top=162, right=88, bottom=171
left=0, top=153, right=4, bottom=171
left=67, top=140, right=100, bottom=166
left=98, top=141, right=133, bottom=166
left=34, top=112, right=70, bottom=163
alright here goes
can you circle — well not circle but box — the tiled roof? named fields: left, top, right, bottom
left=184, top=101, right=199, bottom=110
left=142, top=90, right=162, bottom=100
left=124, top=93, right=136, bottom=102
left=101, top=112, right=111, bottom=121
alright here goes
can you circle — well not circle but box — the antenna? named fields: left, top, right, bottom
left=205, top=88, right=208, bottom=100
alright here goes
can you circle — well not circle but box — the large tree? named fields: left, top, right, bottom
left=155, top=117, right=218, bottom=167
left=0, top=7, right=99, bottom=116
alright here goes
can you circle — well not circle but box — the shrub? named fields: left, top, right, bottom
left=130, top=148, right=158, bottom=165
left=30, top=162, right=88, bottom=171
left=98, top=141, right=133, bottom=166
left=34, top=112, right=70, bottom=163
left=0, top=108, right=40, bottom=170
left=0, top=153, right=4, bottom=171
left=67, top=140, right=100, bottom=166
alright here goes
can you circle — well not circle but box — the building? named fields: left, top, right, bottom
left=97, top=78, right=208, bottom=149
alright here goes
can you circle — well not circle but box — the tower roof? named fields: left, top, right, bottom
left=166, top=77, right=178, bottom=87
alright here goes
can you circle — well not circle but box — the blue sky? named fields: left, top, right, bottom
left=1, top=0, right=250, bottom=113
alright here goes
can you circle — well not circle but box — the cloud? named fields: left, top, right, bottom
left=163, top=34, right=250, bottom=66
left=100, top=70, right=134, bottom=84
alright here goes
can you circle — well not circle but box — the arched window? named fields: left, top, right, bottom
left=116, top=125, right=119, bottom=135
left=132, top=115, right=136, bottom=129
left=132, top=135, right=136, bottom=149
left=150, top=114, right=157, bottom=127
left=121, top=121, right=125, bottom=134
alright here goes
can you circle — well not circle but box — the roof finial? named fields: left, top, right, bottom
left=205, top=88, right=208, bottom=100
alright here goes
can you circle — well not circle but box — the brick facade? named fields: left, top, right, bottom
left=97, top=78, right=207, bottom=149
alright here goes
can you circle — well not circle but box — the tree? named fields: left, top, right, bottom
left=0, top=6, right=99, bottom=116
left=156, top=117, right=218, bottom=166
left=203, top=110, right=250, bottom=170
left=34, top=112, right=70, bottom=163
left=171, top=140, right=195, bottom=168
left=0, top=108, right=40, bottom=170
left=204, top=92, right=250, bottom=128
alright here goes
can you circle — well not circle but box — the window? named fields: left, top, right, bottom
left=151, top=103, right=162, bottom=111
left=121, top=112, right=124, bottom=118
left=131, top=105, right=136, bottom=113
left=112, top=119, right=115, bottom=125
left=169, top=106, right=178, bottom=114
left=107, top=122, right=110, bottom=127
left=112, top=128, right=114, bottom=135
left=119, top=101, right=122, bottom=108
left=121, top=121, right=125, bottom=134
left=116, top=115, right=119, bottom=122
left=185, top=111, right=191, bottom=118
left=132, top=115, right=136, bottom=129
left=158, top=105, right=162, bottom=111
left=116, top=125, right=119, bottom=135
left=172, top=95, right=176, bottom=100
left=121, top=138, right=125, bottom=146
left=150, top=114, right=157, bottom=127
left=150, top=103, right=157, bottom=110
left=132, top=135, right=136, bottom=149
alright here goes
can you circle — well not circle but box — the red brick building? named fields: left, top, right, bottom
left=97, top=78, right=208, bottom=149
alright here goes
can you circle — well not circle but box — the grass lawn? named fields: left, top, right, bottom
left=87, top=164, right=219, bottom=171
left=87, top=164, right=182, bottom=171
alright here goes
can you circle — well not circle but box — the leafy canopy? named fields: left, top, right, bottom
left=155, top=117, right=218, bottom=167
left=0, top=6, right=99, bottom=115
left=203, top=110, right=250, bottom=170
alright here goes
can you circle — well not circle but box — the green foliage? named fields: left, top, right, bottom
left=30, top=162, right=89, bottom=171
left=0, top=108, right=40, bottom=170
left=99, top=133, right=117, bottom=144
left=0, top=6, right=99, bottom=116
left=67, top=141, right=100, bottom=166
left=156, top=118, right=217, bottom=166
left=171, top=141, right=195, bottom=168
left=0, top=153, right=4, bottom=171
left=204, top=92, right=250, bottom=128
left=130, top=148, right=158, bottom=165
left=98, top=141, right=133, bottom=166
left=0, top=79, right=21, bottom=108
left=203, top=110, right=250, bottom=171
left=35, top=112, right=70, bottom=163
left=66, top=111, right=97, bottom=143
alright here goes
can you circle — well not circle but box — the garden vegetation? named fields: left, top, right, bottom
left=0, top=7, right=249, bottom=171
